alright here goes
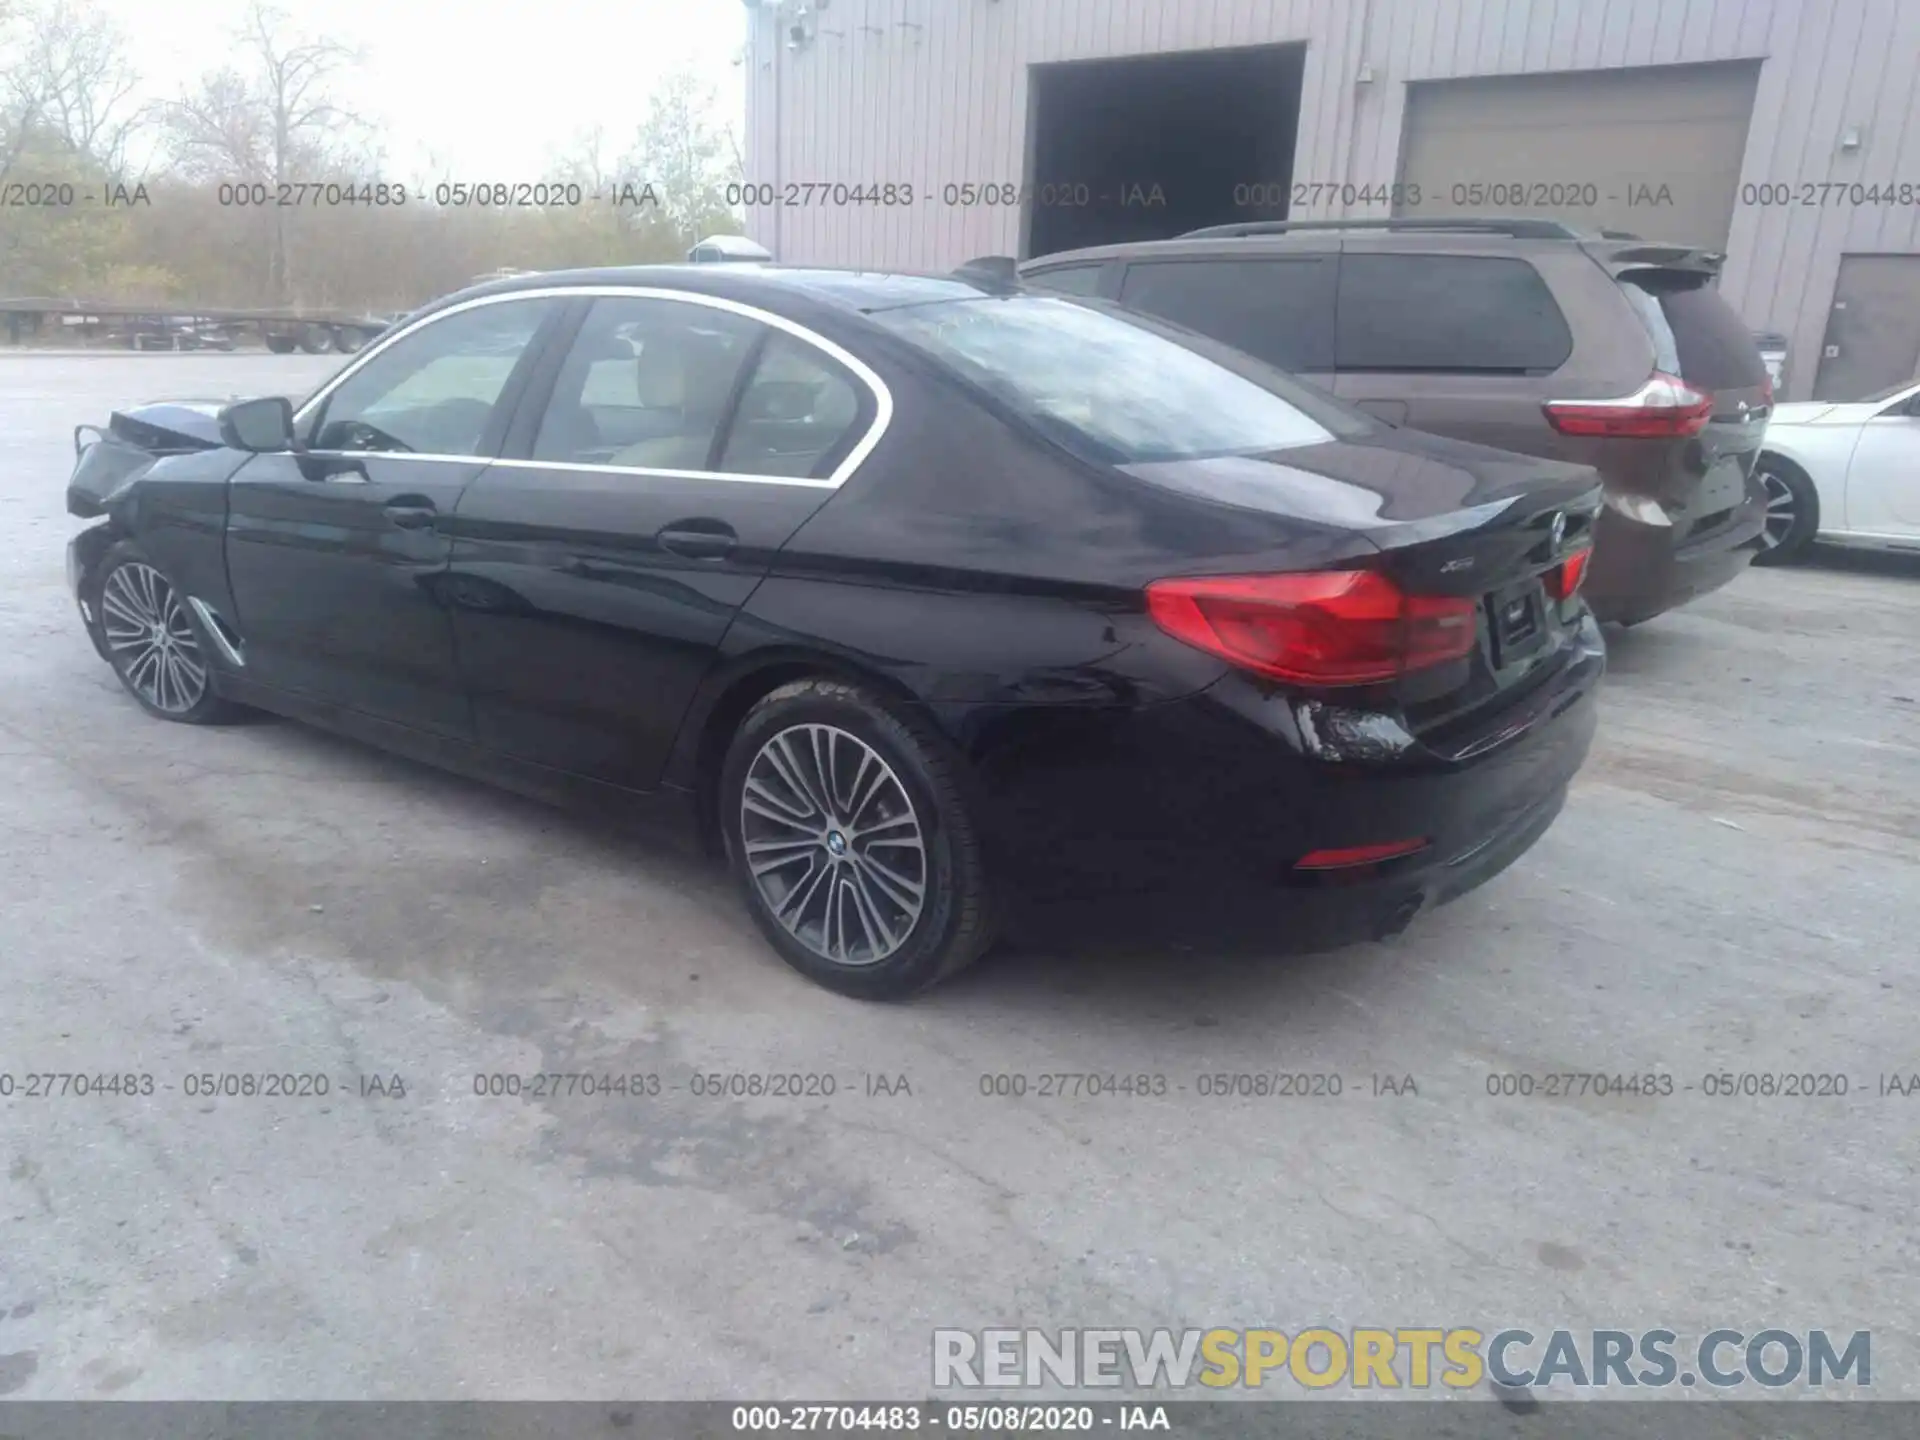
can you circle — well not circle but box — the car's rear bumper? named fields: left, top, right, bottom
left=1584, top=475, right=1766, bottom=625
left=962, top=614, right=1605, bottom=954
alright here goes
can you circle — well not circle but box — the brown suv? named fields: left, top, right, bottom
left=1021, top=218, right=1773, bottom=626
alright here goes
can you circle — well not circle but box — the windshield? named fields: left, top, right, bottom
left=1859, top=378, right=1920, bottom=405
left=869, top=293, right=1377, bottom=465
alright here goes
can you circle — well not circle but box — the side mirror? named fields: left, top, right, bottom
left=218, top=395, right=295, bottom=453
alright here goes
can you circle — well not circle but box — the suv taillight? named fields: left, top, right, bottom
left=1145, top=570, right=1477, bottom=688
left=1546, top=546, right=1593, bottom=601
left=1543, top=372, right=1714, bottom=439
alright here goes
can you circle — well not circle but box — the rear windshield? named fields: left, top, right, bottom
left=1619, top=272, right=1769, bottom=390
left=867, top=294, right=1377, bottom=466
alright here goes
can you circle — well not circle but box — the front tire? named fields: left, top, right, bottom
left=90, top=541, right=237, bottom=724
left=1752, top=455, right=1818, bottom=565
left=719, top=679, right=995, bottom=1000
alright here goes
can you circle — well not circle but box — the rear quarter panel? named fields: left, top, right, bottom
left=661, top=330, right=1383, bottom=789
left=717, top=351, right=1253, bottom=710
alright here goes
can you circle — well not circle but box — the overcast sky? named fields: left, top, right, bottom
left=87, top=0, right=749, bottom=180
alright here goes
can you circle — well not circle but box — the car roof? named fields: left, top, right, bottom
left=1017, top=214, right=1715, bottom=266
left=449, top=264, right=1000, bottom=316
left=1020, top=230, right=1591, bottom=267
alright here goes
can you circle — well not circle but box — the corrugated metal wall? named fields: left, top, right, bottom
left=745, top=0, right=1920, bottom=399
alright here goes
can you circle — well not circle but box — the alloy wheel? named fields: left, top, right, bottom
left=1758, top=468, right=1796, bottom=551
left=738, top=723, right=928, bottom=967
left=99, top=561, right=209, bottom=714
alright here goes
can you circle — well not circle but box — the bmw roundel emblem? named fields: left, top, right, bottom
left=1550, top=510, right=1567, bottom=549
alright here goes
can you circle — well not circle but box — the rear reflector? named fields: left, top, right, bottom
left=1543, top=371, right=1713, bottom=439
left=1145, top=570, right=1477, bottom=687
left=1546, top=545, right=1593, bottom=601
left=1296, top=838, right=1431, bottom=870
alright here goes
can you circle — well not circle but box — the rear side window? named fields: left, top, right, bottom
left=718, top=333, right=866, bottom=479
left=1118, top=258, right=1335, bottom=372
left=1619, top=273, right=1769, bottom=390
left=1027, top=265, right=1104, bottom=296
left=1336, top=254, right=1573, bottom=374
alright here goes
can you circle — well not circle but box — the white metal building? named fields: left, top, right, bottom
left=742, top=0, right=1920, bottom=401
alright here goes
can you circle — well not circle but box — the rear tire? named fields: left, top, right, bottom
left=89, top=540, right=239, bottom=725
left=1752, top=455, right=1818, bottom=565
left=719, top=679, right=995, bottom=1000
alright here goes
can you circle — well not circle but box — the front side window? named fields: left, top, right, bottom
left=309, top=298, right=554, bottom=455
left=869, top=293, right=1376, bottom=466
left=533, top=297, right=760, bottom=470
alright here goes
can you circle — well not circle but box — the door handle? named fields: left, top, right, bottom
left=657, top=520, right=738, bottom=560
left=384, top=498, right=439, bottom=530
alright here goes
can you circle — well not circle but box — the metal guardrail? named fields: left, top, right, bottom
left=0, top=297, right=402, bottom=353
left=0, top=296, right=393, bottom=324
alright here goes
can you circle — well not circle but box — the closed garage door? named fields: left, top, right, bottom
left=1395, top=62, right=1761, bottom=251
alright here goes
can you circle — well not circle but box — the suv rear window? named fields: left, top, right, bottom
left=1117, top=258, right=1336, bottom=372
left=869, top=294, right=1376, bottom=465
left=1336, top=254, right=1573, bottom=374
left=1618, top=272, right=1769, bottom=390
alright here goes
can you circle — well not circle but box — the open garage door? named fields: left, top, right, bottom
left=1025, top=44, right=1304, bottom=260
left=1395, top=62, right=1761, bottom=251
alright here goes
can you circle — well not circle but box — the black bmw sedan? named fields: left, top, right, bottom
left=65, top=263, right=1606, bottom=998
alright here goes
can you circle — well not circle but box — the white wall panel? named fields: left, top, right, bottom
left=745, top=0, right=1919, bottom=396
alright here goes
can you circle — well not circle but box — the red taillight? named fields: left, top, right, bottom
left=1144, top=569, right=1477, bottom=687
left=1543, top=371, right=1713, bottom=439
left=1296, top=838, right=1431, bottom=870
left=1546, top=545, right=1592, bottom=601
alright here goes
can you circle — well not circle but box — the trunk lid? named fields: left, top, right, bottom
left=1121, top=430, right=1604, bottom=736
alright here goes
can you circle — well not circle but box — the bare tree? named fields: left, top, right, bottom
left=163, top=0, right=370, bottom=301
left=624, top=68, right=743, bottom=250
left=0, top=6, right=42, bottom=188
left=14, top=0, right=147, bottom=178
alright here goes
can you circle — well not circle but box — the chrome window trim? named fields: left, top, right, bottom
left=291, top=284, right=895, bottom=489
left=488, top=457, right=836, bottom=489
left=288, top=451, right=482, bottom=467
